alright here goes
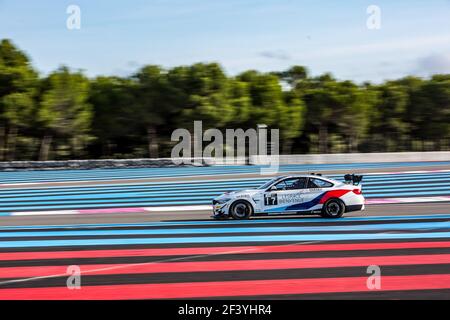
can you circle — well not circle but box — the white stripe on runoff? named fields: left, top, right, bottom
left=0, top=181, right=92, bottom=187
left=12, top=210, right=79, bottom=216
left=144, top=205, right=212, bottom=212
left=364, top=169, right=450, bottom=175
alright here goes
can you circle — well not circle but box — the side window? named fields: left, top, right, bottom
left=273, top=178, right=307, bottom=190
left=308, top=178, right=333, bottom=188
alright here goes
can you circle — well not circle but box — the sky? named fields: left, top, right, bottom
left=0, top=0, right=449, bottom=83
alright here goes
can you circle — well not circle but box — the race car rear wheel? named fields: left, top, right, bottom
left=321, top=199, right=345, bottom=218
left=230, top=200, right=253, bottom=220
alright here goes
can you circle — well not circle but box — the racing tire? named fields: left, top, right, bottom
left=321, top=199, right=345, bottom=218
left=230, top=200, right=253, bottom=220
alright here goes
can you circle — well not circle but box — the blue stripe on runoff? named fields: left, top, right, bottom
left=1, top=213, right=450, bottom=230
left=0, top=213, right=448, bottom=248
left=0, top=221, right=449, bottom=238
left=0, top=163, right=449, bottom=213
left=1, top=232, right=450, bottom=248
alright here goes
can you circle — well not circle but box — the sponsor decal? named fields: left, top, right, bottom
left=278, top=193, right=303, bottom=205
left=264, top=193, right=303, bottom=206
left=264, top=193, right=278, bottom=206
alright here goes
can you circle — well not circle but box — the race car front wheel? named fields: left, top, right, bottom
left=230, top=200, right=252, bottom=220
left=321, top=199, right=345, bottom=218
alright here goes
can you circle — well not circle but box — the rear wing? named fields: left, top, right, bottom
left=344, top=174, right=363, bottom=186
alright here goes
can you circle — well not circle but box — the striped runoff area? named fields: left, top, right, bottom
left=1, top=161, right=450, bottom=185
left=0, top=170, right=449, bottom=215
left=0, top=214, right=449, bottom=299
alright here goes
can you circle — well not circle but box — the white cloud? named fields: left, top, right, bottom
left=259, top=50, right=292, bottom=61
left=416, top=53, right=450, bottom=75
left=296, top=34, right=450, bottom=60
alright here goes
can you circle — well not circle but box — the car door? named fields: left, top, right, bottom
left=262, top=177, right=308, bottom=213
left=301, top=177, right=335, bottom=210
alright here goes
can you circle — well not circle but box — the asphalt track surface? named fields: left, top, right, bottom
left=0, top=161, right=449, bottom=299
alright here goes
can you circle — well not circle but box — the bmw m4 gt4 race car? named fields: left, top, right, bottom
left=212, top=174, right=364, bottom=219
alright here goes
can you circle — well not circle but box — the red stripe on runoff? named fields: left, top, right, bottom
left=1, top=241, right=450, bottom=261
left=1, top=274, right=450, bottom=299
left=1, top=254, right=450, bottom=279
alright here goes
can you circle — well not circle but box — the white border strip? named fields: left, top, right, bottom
left=143, top=205, right=212, bottom=212
left=12, top=210, right=79, bottom=216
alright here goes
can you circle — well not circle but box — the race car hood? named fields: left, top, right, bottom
left=215, top=189, right=259, bottom=200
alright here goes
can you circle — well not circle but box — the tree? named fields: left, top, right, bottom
left=37, top=66, right=92, bottom=160
left=133, top=65, right=187, bottom=158
left=301, top=74, right=338, bottom=153
left=164, top=63, right=242, bottom=158
left=226, top=78, right=252, bottom=127
left=274, top=65, right=308, bottom=89
left=1, top=38, right=449, bottom=159
left=2, top=92, right=34, bottom=159
left=88, top=76, right=138, bottom=158
left=0, top=39, right=38, bottom=160
left=238, top=70, right=304, bottom=153
left=168, top=63, right=235, bottom=129
left=368, top=83, right=409, bottom=151
left=406, top=75, right=450, bottom=149
left=332, top=81, right=375, bottom=152
left=279, top=90, right=305, bottom=153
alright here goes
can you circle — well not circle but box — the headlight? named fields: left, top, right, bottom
left=215, top=198, right=231, bottom=204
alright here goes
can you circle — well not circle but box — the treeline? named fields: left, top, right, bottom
left=0, top=39, right=449, bottom=161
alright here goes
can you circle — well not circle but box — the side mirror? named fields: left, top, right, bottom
left=268, top=185, right=277, bottom=192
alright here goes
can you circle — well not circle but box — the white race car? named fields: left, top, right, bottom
left=212, top=174, right=365, bottom=219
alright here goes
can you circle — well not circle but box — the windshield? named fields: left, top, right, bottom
left=257, top=176, right=286, bottom=190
